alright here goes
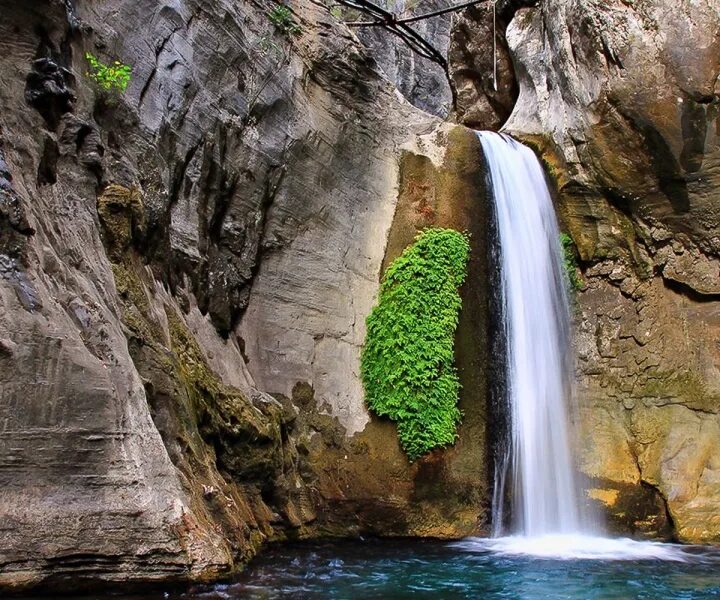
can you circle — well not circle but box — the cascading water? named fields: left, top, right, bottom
left=465, top=131, right=686, bottom=561
left=477, top=131, right=583, bottom=538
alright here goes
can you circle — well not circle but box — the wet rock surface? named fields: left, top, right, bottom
left=465, top=0, right=720, bottom=541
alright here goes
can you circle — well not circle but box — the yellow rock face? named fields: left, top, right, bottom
left=587, top=488, right=620, bottom=508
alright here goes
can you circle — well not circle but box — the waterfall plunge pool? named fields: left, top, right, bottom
left=22, top=135, right=717, bottom=600
left=147, top=125, right=714, bottom=596
left=200, top=538, right=720, bottom=599
left=39, top=538, right=720, bottom=600
left=179, top=539, right=720, bottom=599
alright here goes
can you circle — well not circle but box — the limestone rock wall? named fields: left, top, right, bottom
left=448, top=0, right=538, bottom=130
left=353, top=0, right=454, bottom=118
left=0, top=0, right=491, bottom=592
left=462, top=0, right=720, bottom=541
left=238, top=122, right=493, bottom=540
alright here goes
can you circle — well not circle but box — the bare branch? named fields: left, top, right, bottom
left=400, top=0, right=492, bottom=24
left=334, top=0, right=496, bottom=71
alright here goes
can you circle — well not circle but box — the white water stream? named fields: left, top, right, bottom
left=472, top=131, right=686, bottom=561
left=478, top=131, right=581, bottom=537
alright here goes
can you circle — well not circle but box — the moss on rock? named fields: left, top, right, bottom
left=97, top=184, right=145, bottom=260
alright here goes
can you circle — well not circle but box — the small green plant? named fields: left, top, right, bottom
left=560, top=232, right=582, bottom=291
left=323, top=0, right=362, bottom=21
left=268, top=5, right=301, bottom=36
left=258, top=33, right=284, bottom=59
left=85, top=52, right=132, bottom=93
left=361, top=228, right=471, bottom=461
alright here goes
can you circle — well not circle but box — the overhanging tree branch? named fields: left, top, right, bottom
left=335, top=0, right=495, bottom=72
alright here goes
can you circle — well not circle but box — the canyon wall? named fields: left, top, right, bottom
left=2, top=0, right=719, bottom=592
left=355, top=0, right=454, bottom=118
left=451, top=0, right=720, bottom=540
left=0, top=0, right=491, bottom=592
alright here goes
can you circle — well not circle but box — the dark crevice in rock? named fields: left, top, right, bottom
left=197, top=125, right=264, bottom=336
left=586, top=475, right=675, bottom=539
left=640, top=481, right=678, bottom=542
left=141, top=113, right=286, bottom=338
left=497, top=0, right=540, bottom=20
left=25, top=53, right=76, bottom=130
left=661, top=275, right=720, bottom=303
left=207, top=173, right=239, bottom=244
left=616, top=423, right=676, bottom=540
left=448, top=0, right=537, bottom=129
left=601, top=186, right=635, bottom=219
left=37, top=134, right=59, bottom=185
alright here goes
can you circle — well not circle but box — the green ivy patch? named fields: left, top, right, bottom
left=361, top=228, right=471, bottom=461
left=560, top=233, right=582, bottom=291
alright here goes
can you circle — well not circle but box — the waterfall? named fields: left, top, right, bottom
left=452, top=131, right=689, bottom=560
left=477, top=131, right=583, bottom=537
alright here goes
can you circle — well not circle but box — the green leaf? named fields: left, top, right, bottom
left=84, top=52, right=132, bottom=95
left=360, top=228, right=470, bottom=461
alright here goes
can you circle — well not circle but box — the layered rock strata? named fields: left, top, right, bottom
left=0, top=0, right=492, bottom=591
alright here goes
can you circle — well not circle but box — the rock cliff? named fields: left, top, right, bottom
left=2, top=0, right=720, bottom=592
left=451, top=0, right=720, bottom=541
left=0, top=0, right=491, bottom=592
left=354, top=0, right=454, bottom=118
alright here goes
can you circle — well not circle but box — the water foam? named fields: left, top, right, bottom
left=454, top=535, right=692, bottom=562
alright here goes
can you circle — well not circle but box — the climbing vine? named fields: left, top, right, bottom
left=560, top=232, right=582, bottom=292
left=361, top=228, right=470, bottom=461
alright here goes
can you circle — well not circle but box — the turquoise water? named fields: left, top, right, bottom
left=191, top=539, right=720, bottom=600
left=23, top=539, right=720, bottom=599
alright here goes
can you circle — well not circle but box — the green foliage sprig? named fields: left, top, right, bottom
left=85, top=52, right=132, bottom=93
left=560, top=232, right=582, bottom=291
left=268, top=5, right=302, bottom=36
left=361, top=228, right=471, bottom=461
